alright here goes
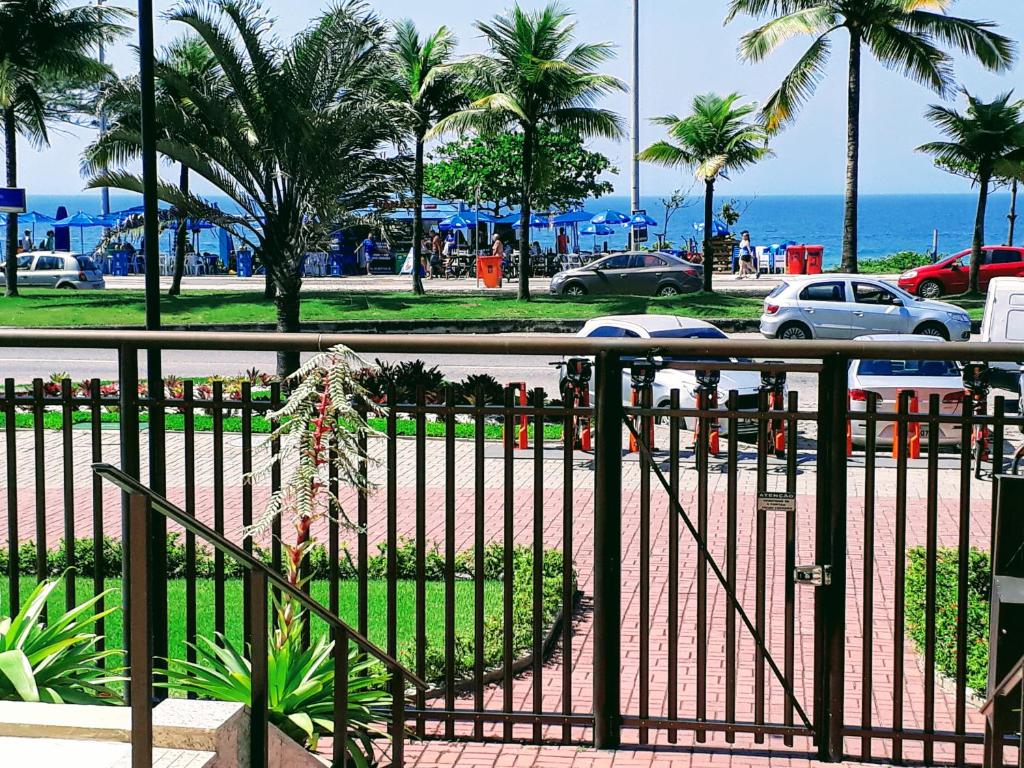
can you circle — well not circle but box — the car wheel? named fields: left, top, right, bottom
left=656, top=284, right=680, bottom=297
left=914, top=322, right=949, bottom=340
left=57, top=282, right=77, bottom=290
left=777, top=322, right=811, bottom=341
left=563, top=282, right=587, bottom=297
left=919, top=280, right=943, bottom=299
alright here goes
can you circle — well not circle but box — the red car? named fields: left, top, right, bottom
left=897, top=246, right=1024, bottom=298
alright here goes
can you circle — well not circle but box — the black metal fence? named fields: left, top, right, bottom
left=1, top=330, right=1023, bottom=766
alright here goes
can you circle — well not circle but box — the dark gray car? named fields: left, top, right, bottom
left=548, top=251, right=703, bottom=297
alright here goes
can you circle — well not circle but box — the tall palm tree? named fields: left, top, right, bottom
left=89, top=0, right=406, bottom=378
left=383, top=21, right=463, bottom=296
left=86, top=35, right=220, bottom=297
left=0, top=0, right=129, bottom=297
left=639, top=93, right=770, bottom=292
left=726, top=0, right=1015, bottom=274
left=918, top=91, right=1024, bottom=295
left=436, top=3, right=624, bottom=301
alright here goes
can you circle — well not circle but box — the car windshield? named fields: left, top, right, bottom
left=648, top=327, right=745, bottom=364
left=857, top=359, right=960, bottom=377
left=75, top=256, right=97, bottom=270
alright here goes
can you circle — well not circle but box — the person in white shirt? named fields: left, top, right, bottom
left=21, top=230, right=33, bottom=252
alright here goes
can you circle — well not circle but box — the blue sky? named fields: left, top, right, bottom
left=21, top=0, right=1024, bottom=197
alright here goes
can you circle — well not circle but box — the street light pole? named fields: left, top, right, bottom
left=630, top=0, right=640, bottom=250
left=97, top=0, right=109, bottom=217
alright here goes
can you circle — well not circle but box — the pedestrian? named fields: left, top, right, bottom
left=737, top=230, right=756, bottom=278
left=491, top=232, right=504, bottom=258
left=20, top=229, right=32, bottom=252
left=556, top=227, right=569, bottom=255
left=362, top=232, right=376, bottom=275
left=431, top=231, right=442, bottom=261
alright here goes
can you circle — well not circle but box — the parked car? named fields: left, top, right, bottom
left=548, top=251, right=702, bottom=297
left=0, top=251, right=105, bottom=289
left=560, top=314, right=766, bottom=435
left=760, top=276, right=971, bottom=341
left=848, top=335, right=963, bottom=447
left=979, top=277, right=1024, bottom=392
left=897, top=246, right=1024, bottom=298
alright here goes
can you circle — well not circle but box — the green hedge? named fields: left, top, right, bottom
left=858, top=251, right=936, bottom=274
left=905, top=547, right=990, bottom=694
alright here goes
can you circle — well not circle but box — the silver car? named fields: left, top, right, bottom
left=759, top=276, right=971, bottom=341
left=0, top=251, right=105, bottom=290
left=549, top=251, right=703, bottom=297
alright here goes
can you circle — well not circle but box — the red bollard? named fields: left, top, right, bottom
left=768, top=390, right=786, bottom=458
left=508, top=382, right=528, bottom=450
left=892, top=390, right=921, bottom=460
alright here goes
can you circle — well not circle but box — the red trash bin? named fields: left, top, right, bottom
left=476, top=255, right=503, bottom=288
left=786, top=245, right=807, bottom=275
left=805, top=245, right=824, bottom=275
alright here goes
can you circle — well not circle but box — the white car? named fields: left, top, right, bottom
left=848, top=335, right=964, bottom=447
left=759, top=275, right=971, bottom=341
left=563, top=315, right=767, bottom=434
left=0, top=251, right=105, bottom=289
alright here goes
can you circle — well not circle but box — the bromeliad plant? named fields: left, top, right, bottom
left=0, top=577, right=122, bottom=704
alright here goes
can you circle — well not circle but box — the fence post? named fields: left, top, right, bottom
left=119, top=344, right=140, bottom=694
left=128, top=492, right=153, bottom=768
left=593, top=350, right=622, bottom=749
left=814, top=354, right=848, bottom=761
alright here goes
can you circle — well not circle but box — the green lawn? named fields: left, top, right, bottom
left=2, top=576, right=501, bottom=668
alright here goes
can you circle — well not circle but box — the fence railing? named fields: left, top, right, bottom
left=2, top=329, right=1024, bottom=766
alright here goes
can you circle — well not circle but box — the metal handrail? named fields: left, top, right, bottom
left=2, top=327, right=1023, bottom=362
left=981, top=656, right=1024, bottom=717
left=92, top=462, right=427, bottom=691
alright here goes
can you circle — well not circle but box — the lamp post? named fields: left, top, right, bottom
left=630, top=0, right=640, bottom=250
left=97, top=0, right=110, bottom=217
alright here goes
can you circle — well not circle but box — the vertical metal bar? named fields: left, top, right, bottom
left=725, top=390, right=739, bottom=743
left=332, top=627, right=349, bottom=768
left=90, top=379, right=104, bottom=649
left=815, top=354, right=848, bottom=762
left=128, top=493, right=153, bottom=768
left=414, top=386, right=426, bottom=738
left=356, top=398, right=368, bottom=639
left=270, top=383, right=282, bottom=603
left=639, top=383, right=651, bottom=745
left=328, top=430, right=340, bottom=617
left=502, top=385, right=515, bottom=741
left=923, top=394, right=940, bottom=765
left=593, top=350, right=622, bottom=750
left=386, top=384, right=398, bottom=664
left=668, top=388, right=680, bottom=742
left=754, top=388, right=769, bottom=743
left=561, top=388, right=575, bottom=745
left=248, top=570, right=269, bottom=768
left=119, top=346, right=140, bottom=681
left=532, top=387, right=545, bottom=743
left=473, top=385, right=485, bottom=741
left=391, top=669, right=405, bottom=768
left=892, top=390, right=910, bottom=764
left=242, top=383, right=254, bottom=646
left=147, top=374, right=166, bottom=691
left=3, top=379, right=18, bottom=614
left=60, top=379, right=75, bottom=609
left=213, top=380, right=225, bottom=639
left=991, top=397, right=1006, bottom=556
left=955, top=393, right=975, bottom=767
left=784, top=389, right=799, bottom=747
left=31, top=379, right=46, bottom=595
left=183, top=381, right=197, bottom=682
left=860, top=392, right=878, bottom=760
left=695, top=384, right=710, bottom=743
left=443, top=384, right=456, bottom=739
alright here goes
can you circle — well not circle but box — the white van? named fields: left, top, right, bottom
left=980, top=277, right=1024, bottom=391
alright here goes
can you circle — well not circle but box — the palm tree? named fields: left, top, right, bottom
left=639, top=93, right=770, bottom=292
left=727, top=0, right=1015, bottom=274
left=383, top=21, right=463, bottom=296
left=88, top=0, right=406, bottom=378
left=0, top=0, right=129, bottom=297
left=918, top=91, right=1024, bottom=295
left=436, top=3, right=624, bottom=301
left=86, top=35, right=220, bottom=297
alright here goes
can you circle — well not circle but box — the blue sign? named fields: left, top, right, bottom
left=0, top=188, right=26, bottom=213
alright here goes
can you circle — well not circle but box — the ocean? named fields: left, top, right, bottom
left=12, top=191, right=1016, bottom=268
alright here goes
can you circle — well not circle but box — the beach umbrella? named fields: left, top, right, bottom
left=580, top=222, right=616, bottom=250
left=52, top=211, right=108, bottom=252
left=439, top=211, right=494, bottom=231
left=631, top=213, right=658, bottom=227
left=694, top=219, right=730, bottom=237
left=552, top=210, right=595, bottom=224
left=511, top=213, right=552, bottom=229
left=7, top=211, right=55, bottom=244
left=590, top=210, right=630, bottom=227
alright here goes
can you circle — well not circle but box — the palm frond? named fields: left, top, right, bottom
left=760, top=32, right=832, bottom=133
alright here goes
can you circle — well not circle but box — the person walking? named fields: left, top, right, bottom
left=737, top=230, right=757, bottom=278
left=362, top=232, right=376, bottom=275
left=491, top=232, right=504, bottom=258
left=44, top=230, right=54, bottom=250
left=20, top=230, right=32, bottom=252
left=556, top=227, right=569, bottom=255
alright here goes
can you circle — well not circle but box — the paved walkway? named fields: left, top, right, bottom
left=0, top=426, right=1010, bottom=767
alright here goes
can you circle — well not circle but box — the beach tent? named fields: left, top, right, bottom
left=52, top=211, right=108, bottom=253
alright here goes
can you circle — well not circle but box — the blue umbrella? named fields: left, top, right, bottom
left=511, top=213, right=552, bottom=229
left=694, top=219, right=730, bottom=237
left=439, top=211, right=495, bottom=231
left=631, top=213, right=658, bottom=227
left=552, top=210, right=595, bottom=225
left=590, top=210, right=630, bottom=226
left=52, top=211, right=108, bottom=252
left=580, top=223, right=616, bottom=236
left=5, top=211, right=55, bottom=244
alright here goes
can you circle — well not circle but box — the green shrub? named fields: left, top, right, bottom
left=859, top=251, right=936, bottom=274
left=905, top=547, right=990, bottom=694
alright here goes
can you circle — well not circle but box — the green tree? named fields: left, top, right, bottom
left=727, top=0, right=1015, bottom=274
left=85, top=35, right=220, bottom=297
left=424, top=129, right=616, bottom=218
left=88, top=0, right=406, bottom=377
left=639, top=93, right=770, bottom=292
left=918, top=91, right=1024, bottom=294
left=435, top=3, right=624, bottom=301
left=382, top=21, right=463, bottom=296
left=0, top=0, right=129, bottom=297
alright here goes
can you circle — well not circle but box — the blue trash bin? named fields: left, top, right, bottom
left=111, top=251, right=128, bottom=276
left=330, top=253, right=343, bottom=277
left=237, top=250, right=253, bottom=277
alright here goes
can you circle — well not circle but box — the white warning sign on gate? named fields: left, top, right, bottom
left=757, top=491, right=796, bottom=513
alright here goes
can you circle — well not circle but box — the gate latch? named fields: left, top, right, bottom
left=794, top=564, right=831, bottom=587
